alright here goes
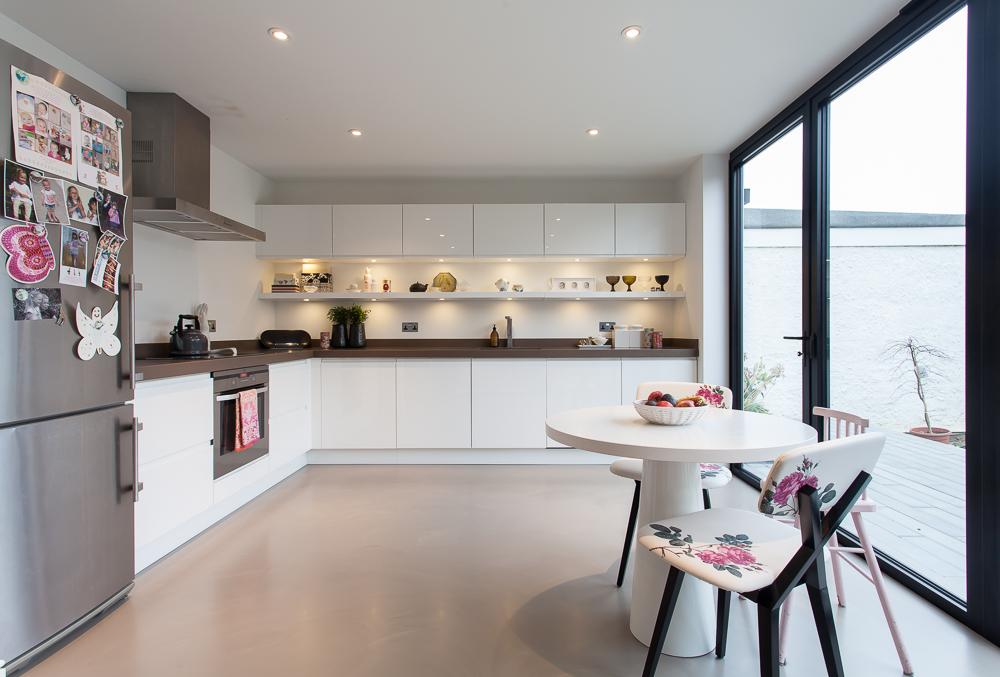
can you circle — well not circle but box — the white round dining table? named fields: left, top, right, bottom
left=545, top=405, right=817, bottom=657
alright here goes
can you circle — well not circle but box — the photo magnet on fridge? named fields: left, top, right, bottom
left=59, top=224, right=88, bottom=288
left=4, top=159, right=38, bottom=223
left=29, top=173, right=70, bottom=225
left=75, top=301, right=120, bottom=360
left=96, top=189, right=126, bottom=240
left=12, top=287, right=60, bottom=321
left=1, top=222, right=55, bottom=284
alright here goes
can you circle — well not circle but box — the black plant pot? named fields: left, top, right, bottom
left=330, top=324, right=348, bottom=348
left=349, top=323, right=367, bottom=348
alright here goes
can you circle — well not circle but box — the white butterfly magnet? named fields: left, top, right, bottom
left=76, top=302, right=121, bottom=360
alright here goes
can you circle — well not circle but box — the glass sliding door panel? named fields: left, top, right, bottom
left=829, top=8, right=967, bottom=601
left=741, top=125, right=804, bottom=478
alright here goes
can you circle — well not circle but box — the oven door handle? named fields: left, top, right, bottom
left=216, top=385, right=269, bottom=402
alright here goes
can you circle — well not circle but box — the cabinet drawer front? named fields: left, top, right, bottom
left=472, top=359, right=546, bottom=448
left=269, top=407, right=310, bottom=469
left=396, top=360, right=472, bottom=448
left=135, top=442, right=214, bottom=548
left=269, top=360, right=310, bottom=419
left=321, top=359, right=397, bottom=448
left=134, top=375, right=212, bottom=465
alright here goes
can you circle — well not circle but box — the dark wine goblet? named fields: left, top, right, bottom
left=606, top=275, right=620, bottom=292
left=654, top=275, right=670, bottom=290
left=622, top=275, right=637, bottom=292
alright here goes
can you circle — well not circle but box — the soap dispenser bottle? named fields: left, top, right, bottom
left=490, top=324, right=499, bottom=347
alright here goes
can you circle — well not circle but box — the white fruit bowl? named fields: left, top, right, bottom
left=633, top=400, right=708, bottom=426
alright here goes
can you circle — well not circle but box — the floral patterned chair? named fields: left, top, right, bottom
left=635, top=433, right=886, bottom=677
left=610, top=383, right=734, bottom=587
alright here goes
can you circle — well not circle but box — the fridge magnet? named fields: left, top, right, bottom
left=75, top=301, right=120, bottom=360
left=11, top=287, right=60, bottom=321
left=97, top=189, right=127, bottom=240
left=30, top=174, right=70, bottom=225
left=1, top=222, right=55, bottom=284
left=10, top=66, right=79, bottom=182
left=59, top=225, right=88, bottom=288
left=4, top=159, right=38, bottom=223
left=76, top=100, right=123, bottom=193
left=54, top=306, right=66, bottom=326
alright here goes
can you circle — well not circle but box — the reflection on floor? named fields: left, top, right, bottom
left=23, top=465, right=997, bottom=677
left=744, top=426, right=967, bottom=599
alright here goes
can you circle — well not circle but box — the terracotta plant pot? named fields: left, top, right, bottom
left=908, top=426, right=951, bottom=444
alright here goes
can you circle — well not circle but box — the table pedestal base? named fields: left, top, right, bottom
left=629, top=459, right=716, bottom=657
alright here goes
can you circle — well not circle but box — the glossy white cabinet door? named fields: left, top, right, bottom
left=544, top=203, right=615, bottom=257
left=333, top=204, right=403, bottom=258
left=321, top=359, right=397, bottom=448
left=546, top=359, right=622, bottom=448
left=620, top=358, right=699, bottom=404
left=396, top=359, right=472, bottom=448
left=472, top=359, right=547, bottom=448
left=615, top=203, right=686, bottom=257
left=255, top=205, right=333, bottom=258
left=133, top=375, right=213, bottom=465
left=403, top=204, right=474, bottom=257
left=473, top=204, right=544, bottom=258
left=269, top=406, right=311, bottom=470
left=269, top=360, right=310, bottom=419
left=135, top=441, right=214, bottom=549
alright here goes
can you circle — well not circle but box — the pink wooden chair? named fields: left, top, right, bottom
left=777, top=407, right=913, bottom=675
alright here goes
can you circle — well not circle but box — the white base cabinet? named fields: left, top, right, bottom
left=321, top=359, right=396, bottom=448
left=135, top=441, right=214, bottom=549
left=396, top=359, right=472, bottom=448
left=472, top=359, right=547, bottom=448
left=268, top=360, right=312, bottom=470
left=621, top=358, right=698, bottom=403
left=546, top=359, right=623, bottom=448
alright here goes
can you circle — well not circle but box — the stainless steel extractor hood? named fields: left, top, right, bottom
left=126, top=92, right=265, bottom=242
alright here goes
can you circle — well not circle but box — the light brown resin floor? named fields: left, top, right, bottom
left=24, top=466, right=1000, bottom=676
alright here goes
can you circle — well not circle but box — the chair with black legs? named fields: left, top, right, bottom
left=635, top=433, right=886, bottom=677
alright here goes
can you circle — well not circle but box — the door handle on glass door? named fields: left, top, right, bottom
left=783, top=334, right=816, bottom=358
left=132, top=417, right=144, bottom=502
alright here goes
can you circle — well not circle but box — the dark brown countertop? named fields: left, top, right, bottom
left=135, top=338, right=698, bottom=382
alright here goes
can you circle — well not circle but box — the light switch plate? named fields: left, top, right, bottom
left=402, top=322, right=418, bottom=332
left=599, top=321, right=615, bottom=332
left=208, top=319, right=217, bottom=333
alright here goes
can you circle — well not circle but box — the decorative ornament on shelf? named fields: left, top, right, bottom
left=409, top=282, right=428, bottom=292
left=457, top=278, right=473, bottom=292
left=495, top=278, right=511, bottom=292
left=606, top=275, right=620, bottom=292
left=433, top=272, right=457, bottom=292
left=363, top=267, right=373, bottom=292
left=75, top=302, right=120, bottom=360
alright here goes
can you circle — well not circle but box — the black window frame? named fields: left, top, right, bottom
left=728, top=0, right=999, bottom=643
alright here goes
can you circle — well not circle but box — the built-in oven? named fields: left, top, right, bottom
left=213, top=365, right=269, bottom=479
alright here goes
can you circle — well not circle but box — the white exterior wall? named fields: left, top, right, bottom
left=743, top=227, right=965, bottom=432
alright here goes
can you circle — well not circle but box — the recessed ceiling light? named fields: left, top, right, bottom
left=507, top=298, right=512, bottom=301
left=575, top=297, right=581, bottom=300
left=439, top=234, right=445, bottom=237
left=439, top=298, right=444, bottom=301
left=643, top=297, right=649, bottom=300
left=574, top=258, right=580, bottom=261
left=556, top=218, right=561, bottom=221
left=302, top=259, right=310, bottom=262
left=643, top=258, right=649, bottom=261
left=349, top=129, right=363, bottom=136
left=268, top=28, right=290, bottom=41
left=425, top=217, right=431, bottom=220
left=303, top=299, right=310, bottom=302
left=371, top=259, right=376, bottom=262
left=371, top=299, right=377, bottom=301
left=587, top=128, right=599, bottom=136
left=439, top=259, right=444, bottom=262
left=506, top=259, right=512, bottom=262
left=622, top=26, right=641, bottom=39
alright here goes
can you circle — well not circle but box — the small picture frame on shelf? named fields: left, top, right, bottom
left=548, top=277, right=597, bottom=292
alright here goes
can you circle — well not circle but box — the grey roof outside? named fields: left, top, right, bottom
left=744, top=208, right=966, bottom=229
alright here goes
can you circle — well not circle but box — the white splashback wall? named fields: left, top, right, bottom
left=272, top=261, right=680, bottom=339
left=134, top=146, right=276, bottom=343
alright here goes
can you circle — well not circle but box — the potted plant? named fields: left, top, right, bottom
left=326, top=306, right=351, bottom=349
left=347, top=303, right=372, bottom=348
left=881, top=337, right=952, bottom=443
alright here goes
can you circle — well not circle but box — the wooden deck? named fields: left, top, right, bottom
left=744, top=426, right=966, bottom=600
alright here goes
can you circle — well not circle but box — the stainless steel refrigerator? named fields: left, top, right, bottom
left=0, top=39, right=137, bottom=672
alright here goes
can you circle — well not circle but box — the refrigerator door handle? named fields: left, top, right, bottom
left=128, top=275, right=143, bottom=389
left=132, top=417, right=144, bottom=502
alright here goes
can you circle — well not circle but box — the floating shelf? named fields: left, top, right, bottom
left=258, top=291, right=685, bottom=302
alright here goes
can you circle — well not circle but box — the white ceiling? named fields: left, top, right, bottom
left=0, top=0, right=907, bottom=182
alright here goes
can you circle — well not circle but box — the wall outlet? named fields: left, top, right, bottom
left=402, top=322, right=418, bottom=333
left=207, top=319, right=217, bottom=333
left=599, top=321, right=615, bottom=332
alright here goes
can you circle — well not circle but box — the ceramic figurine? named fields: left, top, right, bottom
left=495, top=278, right=511, bottom=292
left=363, top=267, right=373, bottom=292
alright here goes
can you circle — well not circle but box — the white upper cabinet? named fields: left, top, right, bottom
left=334, top=205, right=403, bottom=258
left=544, top=204, right=615, bottom=257
left=403, top=204, right=474, bottom=257
left=255, top=205, right=333, bottom=258
left=473, top=204, right=544, bottom=258
left=615, top=203, right=686, bottom=257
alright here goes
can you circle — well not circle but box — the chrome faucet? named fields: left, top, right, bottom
left=504, top=316, right=513, bottom=348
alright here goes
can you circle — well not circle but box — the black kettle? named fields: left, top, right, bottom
left=169, top=315, right=210, bottom=357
